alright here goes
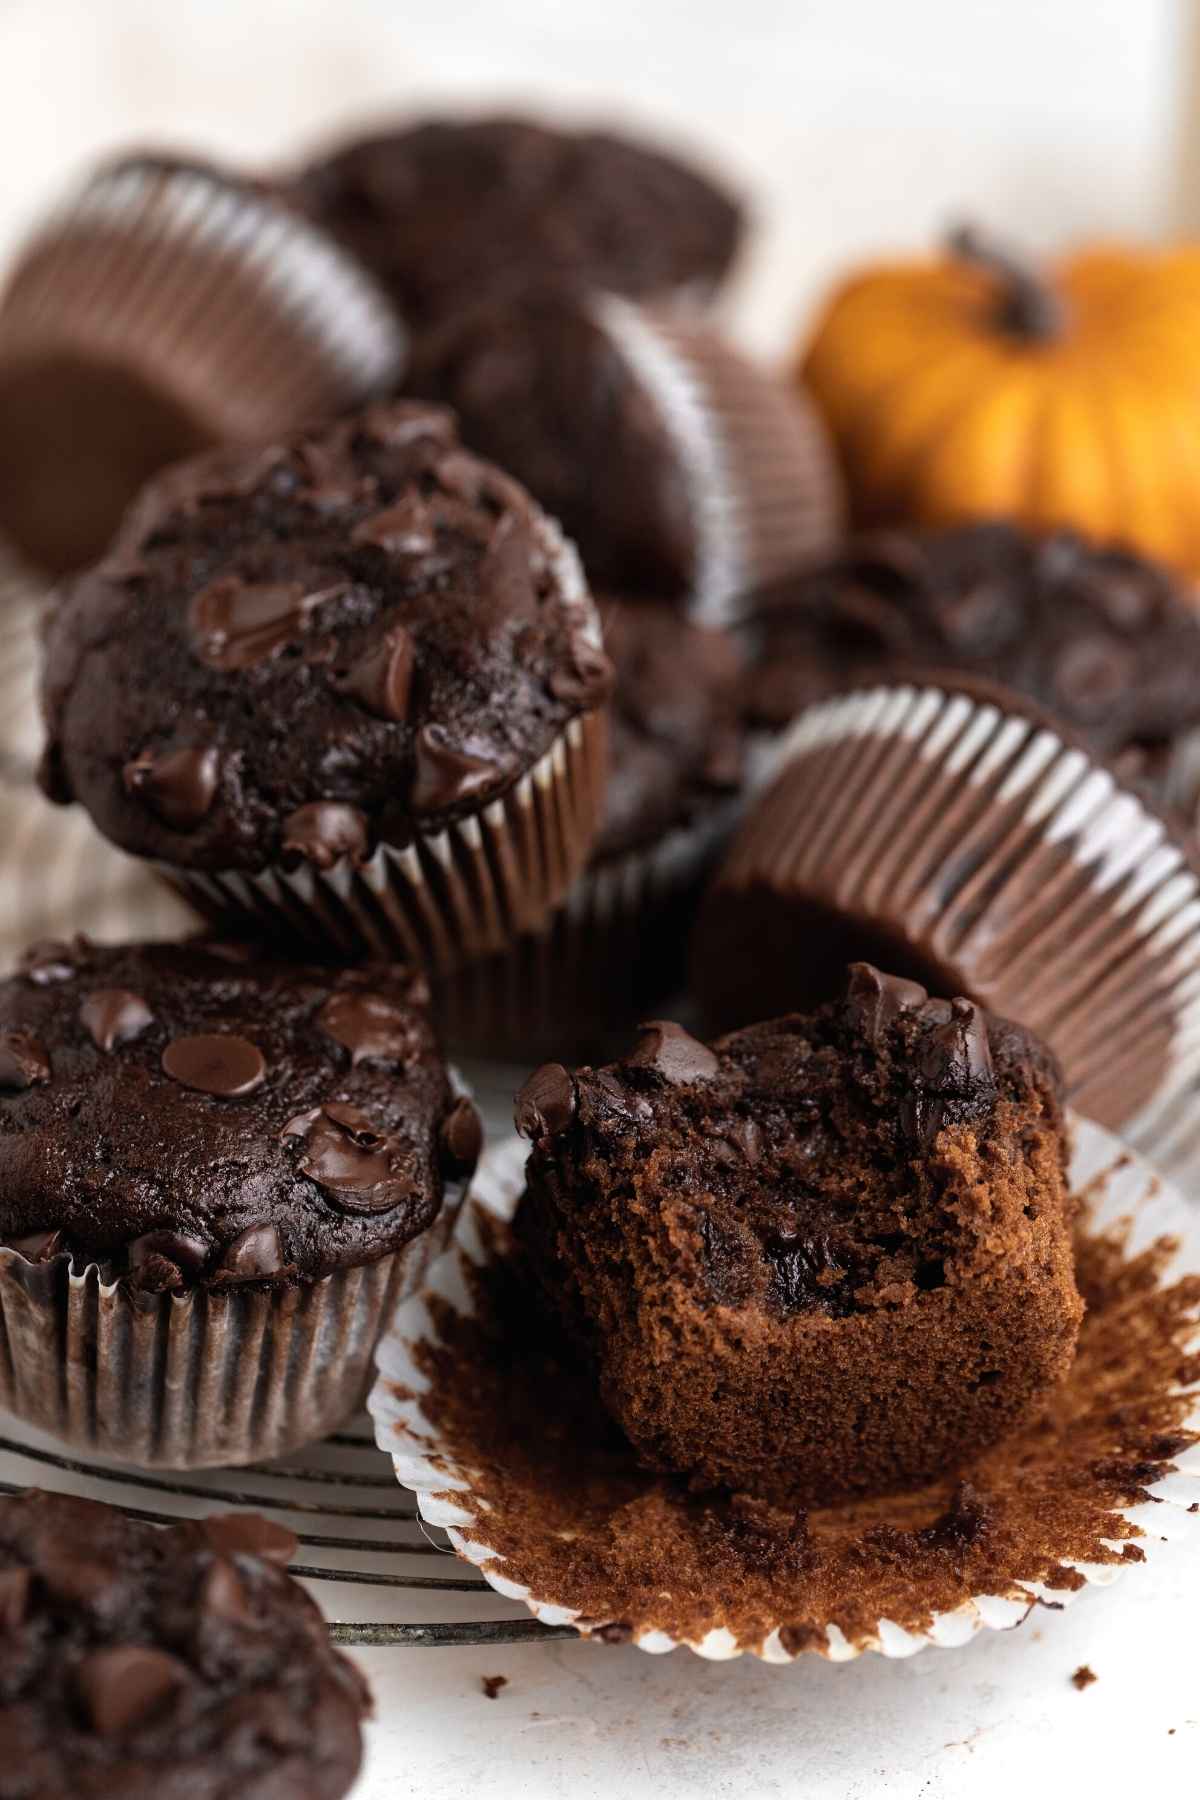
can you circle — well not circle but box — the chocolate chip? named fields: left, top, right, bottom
left=188, top=1514, right=297, bottom=1566
left=548, top=638, right=615, bottom=707
left=76, top=1646, right=187, bottom=1737
left=8, top=1228, right=66, bottom=1263
left=411, top=726, right=511, bottom=813
left=351, top=494, right=436, bottom=555
left=514, top=1063, right=577, bottom=1140
left=591, top=1620, right=634, bottom=1645
left=1086, top=566, right=1163, bottom=633
left=40, top=1556, right=121, bottom=1614
left=338, top=624, right=415, bottom=721
left=282, top=1105, right=419, bottom=1215
left=318, top=991, right=419, bottom=1066
left=0, top=1032, right=50, bottom=1091
left=127, top=1230, right=209, bottom=1292
left=583, top=1070, right=654, bottom=1123
left=198, top=1557, right=249, bottom=1623
left=625, top=1021, right=719, bottom=1084
left=18, top=937, right=89, bottom=984
left=161, top=1034, right=266, bottom=1098
left=1053, top=636, right=1136, bottom=717
left=281, top=801, right=370, bottom=870
left=727, top=1117, right=762, bottom=1165
left=212, top=1222, right=290, bottom=1284
left=189, top=576, right=346, bottom=671
left=919, top=997, right=995, bottom=1090
left=843, top=962, right=928, bottom=1044
left=79, top=988, right=154, bottom=1053
left=440, top=1096, right=483, bottom=1172
left=0, top=1567, right=30, bottom=1629
left=123, top=746, right=220, bottom=829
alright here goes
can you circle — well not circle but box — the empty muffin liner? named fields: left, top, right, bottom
left=0, top=157, right=407, bottom=445
left=697, top=679, right=1200, bottom=1162
left=165, top=707, right=610, bottom=976
left=0, top=1156, right=472, bottom=1470
left=369, top=1126, right=1200, bottom=1662
left=593, top=295, right=842, bottom=627
left=433, top=797, right=740, bottom=1062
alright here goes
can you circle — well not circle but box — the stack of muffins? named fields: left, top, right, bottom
left=0, top=103, right=1196, bottom=1751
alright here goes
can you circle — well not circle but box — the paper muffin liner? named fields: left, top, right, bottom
left=370, top=1125, right=1200, bottom=1662
left=166, top=707, right=610, bottom=977
left=0, top=1154, right=471, bottom=1470
left=0, top=542, right=49, bottom=784
left=697, top=679, right=1200, bottom=1159
left=0, top=157, right=407, bottom=444
left=433, top=797, right=739, bottom=1063
left=593, top=294, right=843, bottom=628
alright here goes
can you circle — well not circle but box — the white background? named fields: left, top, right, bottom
left=1, top=3, right=1198, bottom=1794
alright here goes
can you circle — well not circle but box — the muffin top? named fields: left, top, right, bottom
left=595, top=599, right=745, bottom=861
left=516, top=964, right=1066, bottom=1321
left=290, top=114, right=744, bottom=329
left=40, top=402, right=611, bottom=873
left=0, top=937, right=481, bottom=1287
left=743, top=522, right=1200, bottom=802
left=0, top=1490, right=368, bottom=1800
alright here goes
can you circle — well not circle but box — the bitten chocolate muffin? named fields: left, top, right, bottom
left=0, top=936, right=481, bottom=1464
left=39, top=402, right=611, bottom=964
left=742, top=521, right=1200, bottom=816
left=410, top=283, right=842, bottom=619
left=0, top=1491, right=368, bottom=1798
left=515, top=966, right=1081, bottom=1507
left=290, top=114, right=744, bottom=329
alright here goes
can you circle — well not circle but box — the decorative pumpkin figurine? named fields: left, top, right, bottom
left=799, top=227, right=1200, bottom=578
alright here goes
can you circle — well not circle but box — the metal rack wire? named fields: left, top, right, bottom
left=0, top=1413, right=576, bottom=1648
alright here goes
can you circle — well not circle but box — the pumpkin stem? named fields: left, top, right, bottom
left=947, top=223, right=1066, bottom=340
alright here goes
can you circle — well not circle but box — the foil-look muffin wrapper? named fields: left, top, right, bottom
left=695, top=680, right=1200, bottom=1166
left=369, top=1128, right=1200, bottom=1662
left=166, top=708, right=610, bottom=977
left=593, top=295, right=843, bottom=627
left=0, top=1166, right=470, bottom=1470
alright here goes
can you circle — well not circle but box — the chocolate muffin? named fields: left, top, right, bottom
left=0, top=152, right=404, bottom=577
left=0, top=1491, right=368, bottom=1798
left=514, top=966, right=1081, bottom=1507
left=742, top=521, right=1200, bottom=818
left=290, top=114, right=744, bottom=329
left=39, top=401, right=611, bottom=968
left=0, top=936, right=481, bottom=1465
left=410, top=282, right=842, bottom=620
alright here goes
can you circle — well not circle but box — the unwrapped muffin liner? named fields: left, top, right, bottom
left=706, top=680, right=1200, bottom=1163
left=370, top=1126, right=1200, bottom=1662
left=0, top=157, right=407, bottom=441
left=593, top=294, right=842, bottom=627
left=0, top=1144, right=472, bottom=1470
left=167, top=707, right=610, bottom=975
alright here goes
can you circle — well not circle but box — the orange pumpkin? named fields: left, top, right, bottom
left=799, top=228, right=1200, bottom=577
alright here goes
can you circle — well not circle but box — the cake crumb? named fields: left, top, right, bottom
left=481, top=1675, right=508, bottom=1700
left=1071, top=1665, right=1098, bottom=1690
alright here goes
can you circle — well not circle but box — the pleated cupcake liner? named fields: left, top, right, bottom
left=592, top=294, right=842, bottom=627
left=0, top=157, right=407, bottom=444
left=0, top=543, right=48, bottom=784
left=432, top=797, right=741, bottom=1064
left=369, top=1126, right=1200, bottom=1662
left=0, top=1160, right=470, bottom=1470
left=165, top=707, right=610, bottom=976
left=699, top=679, right=1200, bottom=1158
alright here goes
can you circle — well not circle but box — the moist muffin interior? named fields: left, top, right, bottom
left=515, top=966, right=1082, bottom=1504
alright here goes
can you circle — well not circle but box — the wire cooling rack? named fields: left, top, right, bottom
left=0, top=1408, right=576, bottom=1649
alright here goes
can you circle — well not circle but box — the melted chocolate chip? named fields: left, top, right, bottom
left=843, top=962, right=928, bottom=1044
left=919, top=997, right=995, bottom=1090
left=127, top=1230, right=210, bottom=1292
left=352, top=494, right=436, bottom=555
left=338, top=624, right=415, bottom=721
left=281, top=801, right=370, bottom=870
left=548, top=637, right=615, bottom=707
left=318, top=991, right=418, bottom=1066
left=0, top=1567, right=30, bottom=1630
left=188, top=1514, right=297, bottom=1566
left=198, top=1558, right=248, bottom=1623
left=213, top=1222, right=290, bottom=1284
left=161, top=1033, right=266, bottom=1098
left=439, top=1095, right=483, bottom=1172
left=18, top=937, right=89, bottom=985
left=727, top=1117, right=762, bottom=1165
left=76, top=1646, right=187, bottom=1737
left=0, top=1031, right=50, bottom=1091
left=189, top=576, right=346, bottom=671
left=282, top=1105, right=418, bottom=1215
left=624, top=1021, right=719, bottom=1084
left=411, top=725, right=510, bottom=813
left=79, top=988, right=154, bottom=1053
left=123, top=746, right=220, bottom=829
left=514, top=1063, right=577, bottom=1140
left=1053, top=636, right=1136, bottom=716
